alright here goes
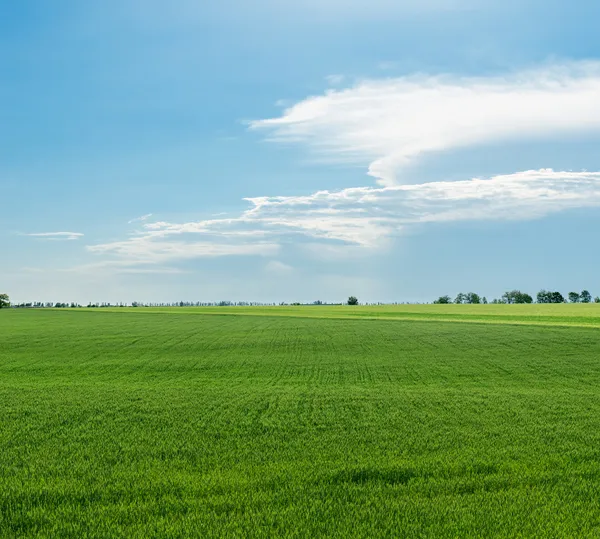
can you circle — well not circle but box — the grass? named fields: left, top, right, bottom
left=78, top=303, right=600, bottom=328
left=2, top=307, right=600, bottom=537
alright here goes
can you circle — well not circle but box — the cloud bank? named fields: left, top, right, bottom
left=25, top=232, right=84, bottom=241
left=87, top=169, right=600, bottom=266
left=252, top=62, right=600, bottom=185
left=80, top=63, right=600, bottom=270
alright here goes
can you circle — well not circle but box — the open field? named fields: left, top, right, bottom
left=2, top=307, right=600, bottom=537
left=79, top=303, right=600, bottom=328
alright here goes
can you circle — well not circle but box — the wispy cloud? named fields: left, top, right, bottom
left=128, top=213, right=153, bottom=224
left=326, top=74, right=345, bottom=86
left=86, top=169, right=600, bottom=268
left=240, top=169, right=600, bottom=244
left=87, top=236, right=279, bottom=265
left=62, top=261, right=188, bottom=275
left=252, top=62, right=600, bottom=185
left=265, top=260, right=294, bottom=273
left=24, top=232, right=84, bottom=241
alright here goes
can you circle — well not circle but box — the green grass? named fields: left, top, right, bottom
left=2, top=307, right=600, bottom=537
left=78, top=303, right=600, bottom=328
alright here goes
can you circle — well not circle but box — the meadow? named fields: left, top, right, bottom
left=94, top=303, right=600, bottom=327
left=2, top=306, right=600, bottom=537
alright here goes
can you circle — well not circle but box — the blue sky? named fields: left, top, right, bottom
left=4, top=0, right=600, bottom=304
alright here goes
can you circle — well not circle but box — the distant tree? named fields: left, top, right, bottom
left=537, top=290, right=550, bottom=303
left=595, top=297, right=600, bottom=303
left=502, top=290, right=533, bottom=304
left=434, top=295, right=451, bottom=304
left=502, top=291, right=514, bottom=304
left=537, top=290, right=564, bottom=304
left=313, top=300, right=323, bottom=305
left=482, top=297, right=488, bottom=304
left=0, top=293, right=10, bottom=309
left=568, top=292, right=581, bottom=304
left=580, top=290, right=592, bottom=303
left=347, top=296, right=359, bottom=306
left=455, top=292, right=481, bottom=304
left=465, top=292, right=481, bottom=304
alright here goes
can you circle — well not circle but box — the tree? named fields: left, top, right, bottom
left=0, top=293, right=9, bottom=309
left=434, top=295, right=451, bottom=304
left=595, top=297, right=600, bottom=303
left=465, top=292, right=481, bottom=304
left=502, top=290, right=533, bottom=304
left=537, top=290, right=550, bottom=303
left=580, top=290, right=592, bottom=303
left=347, top=296, right=359, bottom=306
left=456, top=292, right=480, bottom=304
left=537, top=290, right=564, bottom=304
left=568, top=292, right=581, bottom=304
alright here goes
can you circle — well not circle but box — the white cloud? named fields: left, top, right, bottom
left=61, top=261, right=188, bottom=275
left=24, top=232, right=84, bottom=241
left=241, top=169, right=600, bottom=244
left=252, top=62, right=600, bottom=185
left=128, top=213, right=153, bottom=224
left=87, top=237, right=279, bottom=265
left=86, top=169, right=600, bottom=270
left=265, top=260, right=294, bottom=273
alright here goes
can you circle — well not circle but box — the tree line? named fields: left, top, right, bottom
left=2, top=290, right=599, bottom=310
left=2, top=297, right=346, bottom=309
left=434, top=289, right=599, bottom=304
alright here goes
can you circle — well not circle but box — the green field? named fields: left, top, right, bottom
left=2, top=306, right=600, bottom=537
left=84, top=303, right=600, bottom=327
